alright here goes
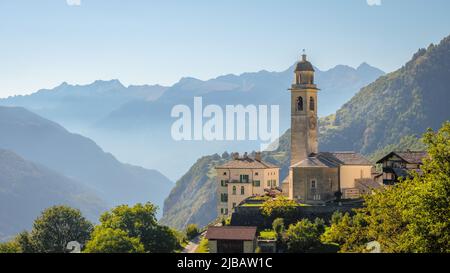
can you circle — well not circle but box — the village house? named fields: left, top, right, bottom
left=215, top=152, right=279, bottom=216
left=375, top=151, right=428, bottom=185
left=206, top=226, right=257, bottom=253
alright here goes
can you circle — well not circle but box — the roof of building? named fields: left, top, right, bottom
left=291, top=152, right=372, bottom=168
left=216, top=156, right=279, bottom=169
left=291, top=154, right=340, bottom=168
left=326, top=152, right=373, bottom=166
left=206, top=226, right=257, bottom=241
left=355, top=179, right=383, bottom=192
left=376, top=151, right=428, bottom=164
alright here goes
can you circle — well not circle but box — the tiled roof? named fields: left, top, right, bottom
left=291, top=152, right=372, bottom=168
left=291, top=155, right=340, bottom=168
left=206, top=226, right=257, bottom=241
left=355, top=179, right=383, bottom=191
left=376, top=151, right=428, bottom=164
left=394, top=151, right=428, bottom=164
left=327, top=152, right=373, bottom=166
left=216, top=157, right=279, bottom=169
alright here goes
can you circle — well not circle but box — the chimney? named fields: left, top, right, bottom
left=233, top=152, right=239, bottom=160
left=255, top=152, right=262, bottom=162
left=243, top=152, right=248, bottom=159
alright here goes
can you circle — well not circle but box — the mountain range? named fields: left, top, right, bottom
left=161, top=34, right=450, bottom=230
left=0, top=62, right=384, bottom=180
left=0, top=106, right=173, bottom=240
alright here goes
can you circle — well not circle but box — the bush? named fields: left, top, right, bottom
left=185, top=224, right=200, bottom=240
left=286, top=218, right=325, bottom=253
left=261, top=197, right=298, bottom=220
left=272, top=218, right=285, bottom=240
left=84, top=228, right=145, bottom=253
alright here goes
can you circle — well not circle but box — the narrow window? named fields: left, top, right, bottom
left=311, top=180, right=316, bottom=189
left=297, top=97, right=303, bottom=111
left=232, top=186, right=236, bottom=195
left=241, top=186, right=245, bottom=195
left=310, top=97, right=315, bottom=111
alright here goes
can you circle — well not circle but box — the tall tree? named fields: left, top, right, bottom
left=93, top=203, right=179, bottom=253
left=25, top=206, right=93, bottom=253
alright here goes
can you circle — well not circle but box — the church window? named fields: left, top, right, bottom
left=241, top=186, right=245, bottom=195
left=297, top=97, right=303, bottom=111
left=311, top=180, right=316, bottom=189
left=310, top=97, right=315, bottom=111
left=232, top=186, right=236, bottom=195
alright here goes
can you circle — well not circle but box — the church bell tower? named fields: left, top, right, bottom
left=290, top=53, right=319, bottom=166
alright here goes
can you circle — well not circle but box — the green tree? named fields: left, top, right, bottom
left=84, top=228, right=145, bottom=253
left=285, top=218, right=325, bottom=253
left=0, top=240, right=21, bottom=253
left=30, top=206, right=93, bottom=253
left=13, top=231, right=36, bottom=253
left=185, top=224, right=199, bottom=240
left=324, top=122, right=450, bottom=253
left=95, top=202, right=180, bottom=253
left=321, top=213, right=368, bottom=252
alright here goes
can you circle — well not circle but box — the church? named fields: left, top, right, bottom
left=282, top=53, right=374, bottom=204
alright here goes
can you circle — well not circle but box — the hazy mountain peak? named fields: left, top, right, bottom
left=88, top=79, right=125, bottom=89
left=356, top=62, right=385, bottom=75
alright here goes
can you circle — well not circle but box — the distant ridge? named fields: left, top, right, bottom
left=0, top=149, right=106, bottom=241
left=0, top=106, right=173, bottom=214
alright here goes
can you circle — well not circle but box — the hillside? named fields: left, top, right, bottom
left=0, top=106, right=173, bottom=213
left=161, top=35, right=450, bottom=230
left=0, top=149, right=106, bottom=241
left=320, top=35, right=450, bottom=155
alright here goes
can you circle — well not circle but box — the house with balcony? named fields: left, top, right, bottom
left=375, top=151, right=428, bottom=185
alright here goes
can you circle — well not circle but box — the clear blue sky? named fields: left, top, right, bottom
left=1, top=0, right=450, bottom=97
